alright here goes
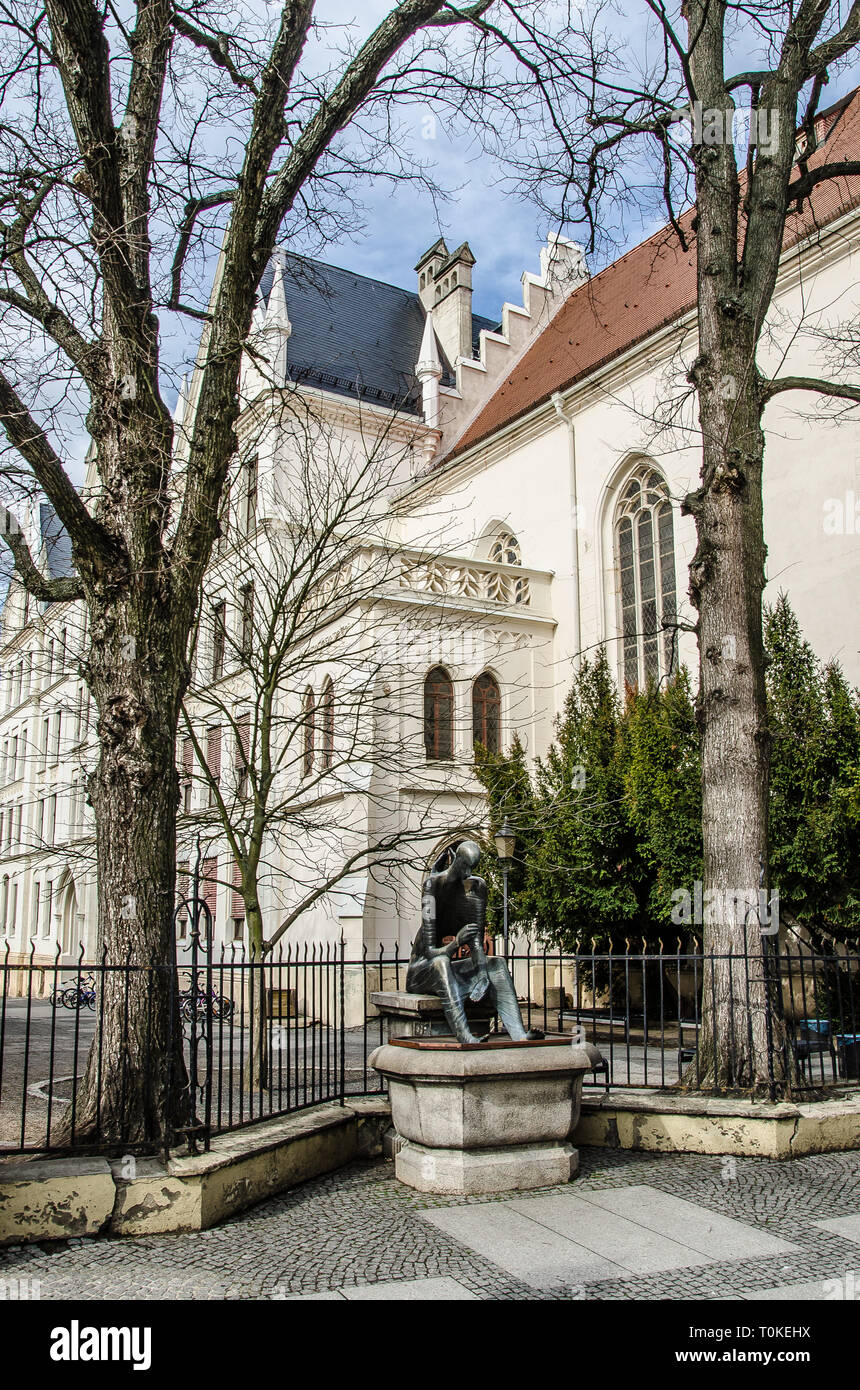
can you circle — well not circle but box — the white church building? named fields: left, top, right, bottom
left=2, top=87, right=860, bottom=973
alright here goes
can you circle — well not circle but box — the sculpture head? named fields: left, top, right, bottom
left=450, top=840, right=481, bottom=880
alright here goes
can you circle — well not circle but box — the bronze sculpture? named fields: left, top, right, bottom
left=406, top=840, right=543, bottom=1044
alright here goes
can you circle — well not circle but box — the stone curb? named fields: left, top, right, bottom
left=0, top=1098, right=390, bottom=1246
left=577, top=1087, right=860, bottom=1158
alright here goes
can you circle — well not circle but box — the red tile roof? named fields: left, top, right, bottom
left=448, top=87, right=860, bottom=461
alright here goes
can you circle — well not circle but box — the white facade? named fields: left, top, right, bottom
left=2, top=192, right=859, bottom=972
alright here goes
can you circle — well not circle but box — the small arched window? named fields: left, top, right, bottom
left=302, top=687, right=315, bottom=777
left=615, top=464, right=677, bottom=688
left=489, top=531, right=524, bottom=603
left=472, top=673, right=501, bottom=752
left=424, top=667, right=454, bottom=761
left=321, top=679, right=334, bottom=770
left=490, top=531, right=521, bottom=567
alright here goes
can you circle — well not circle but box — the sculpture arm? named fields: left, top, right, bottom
left=419, top=884, right=475, bottom=959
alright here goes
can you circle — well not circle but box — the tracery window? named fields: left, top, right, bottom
left=615, top=465, right=677, bottom=688
left=488, top=532, right=524, bottom=604
left=489, top=531, right=521, bottom=567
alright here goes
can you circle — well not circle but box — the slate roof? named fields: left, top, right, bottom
left=448, top=87, right=860, bottom=460
left=259, top=251, right=498, bottom=412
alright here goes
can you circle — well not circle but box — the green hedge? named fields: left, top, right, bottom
left=475, top=595, right=860, bottom=949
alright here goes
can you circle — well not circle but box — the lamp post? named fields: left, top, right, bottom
left=493, top=817, right=516, bottom=961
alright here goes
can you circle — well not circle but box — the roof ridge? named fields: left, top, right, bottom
left=273, top=247, right=419, bottom=300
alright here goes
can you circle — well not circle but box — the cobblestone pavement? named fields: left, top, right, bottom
left=3, top=1146, right=860, bottom=1301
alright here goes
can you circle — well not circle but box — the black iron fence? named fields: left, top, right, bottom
left=1, top=927, right=858, bottom=1157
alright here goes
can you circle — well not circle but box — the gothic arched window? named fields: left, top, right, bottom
left=489, top=531, right=521, bottom=567
left=472, top=673, right=501, bottom=752
left=321, top=679, right=335, bottom=770
left=615, top=465, right=678, bottom=688
left=424, top=667, right=454, bottom=761
left=489, top=531, right=525, bottom=604
left=302, top=687, right=315, bottom=776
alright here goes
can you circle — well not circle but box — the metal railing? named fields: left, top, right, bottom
left=1, top=924, right=858, bottom=1157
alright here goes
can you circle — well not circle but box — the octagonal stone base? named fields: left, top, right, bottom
left=396, top=1139, right=579, bottom=1195
left=369, top=1035, right=603, bottom=1196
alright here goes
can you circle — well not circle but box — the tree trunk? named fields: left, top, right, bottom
left=60, top=609, right=190, bottom=1150
left=684, top=308, right=791, bottom=1095
left=248, top=903, right=269, bottom=1092
left=678, top=8, right=798, bottom=1097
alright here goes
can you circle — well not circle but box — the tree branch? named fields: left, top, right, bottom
left=169, top=189, right=235, bottom=311
left=808, top=0, right=860, bottom=74
left=760, top=374, right=860, bottom=406
left=0, top=369, right=117, bottom=565
left=424, top=0, right=494, bottom=26
left=0, top=177, right=103, bottom=388
left=0, top=505, right=83, bottom=601
left=787, top=159, right=860, bottom=204
left=170, top=10, right=259, bottom=94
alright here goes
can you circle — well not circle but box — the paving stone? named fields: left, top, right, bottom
left=420, top=1202, right=627, bottom=1288
left=577, top=1184, right=800, bottom=1261
left=506, top=1192, right=719, bottom=1274
left=814, top=1213, right=860, bottom=1244
left=741, top=1278, right=843, bottom=1300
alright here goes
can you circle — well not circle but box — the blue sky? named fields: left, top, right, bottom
left=286, top=2, right=860, bottom=323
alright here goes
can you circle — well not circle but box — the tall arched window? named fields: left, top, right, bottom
left=472, top=672, right=501, bottom=752
left=615, top=464, right=677, bottom=688
left=424, top=667, right=454, bottom=761
left=302, top=687, right=315, bottom=776
left=321, top=679, right=335, bottom=770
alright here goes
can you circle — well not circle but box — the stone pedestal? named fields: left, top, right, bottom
left=369, top=989, right=495, bottom=1039
left=368, top=1035, right=603, bottom=1196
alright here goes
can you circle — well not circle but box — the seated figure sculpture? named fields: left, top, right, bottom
left=406, top=839, right=543, bottom=1045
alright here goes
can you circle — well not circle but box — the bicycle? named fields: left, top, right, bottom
left=61, top=973, right=97, bottom=1011
left=48, top=982, right=68, bottom=1009
left=178, top=985, right=235, bottom=1022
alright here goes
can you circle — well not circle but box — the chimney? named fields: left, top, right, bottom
left=415, top=238, right=475, bottom=366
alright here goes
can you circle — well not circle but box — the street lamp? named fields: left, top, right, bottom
left=493, top=817, right=516, bottom=960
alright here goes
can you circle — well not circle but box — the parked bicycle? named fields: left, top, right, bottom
left=48, top=981, right=68, bottom=1009
left=178, top=985, right=235, bottom=1023
left=60, top=973, right=97, bottom=1011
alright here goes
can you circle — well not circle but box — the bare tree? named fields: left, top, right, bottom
left=512, top=0, right=860, bottom=1093
left=179, top=402, right=471, bottom=1086
left=0, top=0, right=581, bottom=1145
